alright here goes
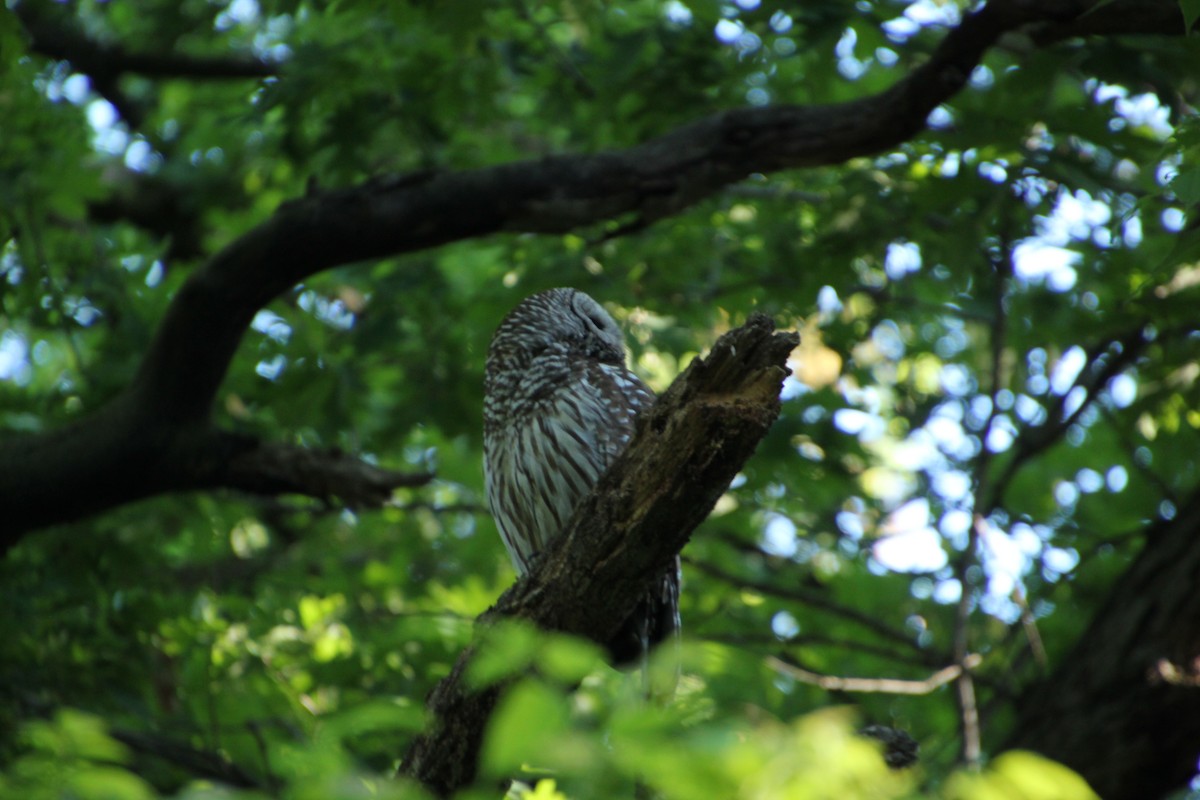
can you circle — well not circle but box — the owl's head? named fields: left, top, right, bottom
left=487, top=288, right=626, bottom=370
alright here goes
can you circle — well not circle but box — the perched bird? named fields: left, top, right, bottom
left=483, top=287, right=680, bottom=664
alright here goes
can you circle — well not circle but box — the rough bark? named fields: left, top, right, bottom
left=1007, top=490, right=1200, bottom=800
left=399, top=314, right=799, bottom=796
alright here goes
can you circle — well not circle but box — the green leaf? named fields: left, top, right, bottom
left=468, top=620, right=541, bottom=687
left=535, top=635, right=605, bottom=684
left=1169, top=166, right=1200, bottom=204
left=945, top=750, right=1100, bottom=800
left=1181, top=0, right=1200, bottom=33
left=317, top=698, right=428, bottom=743
left=480, top=680, right=570, bottom=778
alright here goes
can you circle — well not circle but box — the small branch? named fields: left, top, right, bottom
left=952, top=515, right=984, bottom=767
left=1010, top=583, right=1048, bottom=670
left=684, top=557, right=928, bottom=655
left=110, top=727, right=263, bottom=789
left=767, top=653, right=982, bottom=696
left=725, top=184, right=827, bottom=205
left=951, top=229, right=1014, bottom=768
left=86, top=171, right=208, bottom=261
left=983, top=325, right=1153, bottom=514
left=216, top=434, right=434, bottom=507
left=700, top=631, right=937, bottom=670
left=14, top=4, right=277, bottom=127
left=0, top=410, right=431, bottom=544
left=1150, top=658, right=1200, bottom=688
left=15, top=5, right=279, bottom=80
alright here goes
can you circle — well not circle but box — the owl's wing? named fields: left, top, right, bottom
left=587, top=360, right=655, bottom=462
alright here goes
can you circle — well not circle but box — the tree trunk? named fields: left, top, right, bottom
left=1007, top=490, right=1200, bottom=799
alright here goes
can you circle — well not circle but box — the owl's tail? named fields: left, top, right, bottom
left=605, top=557, right=681, bottom=698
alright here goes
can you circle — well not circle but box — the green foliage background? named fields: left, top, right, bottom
left=1, top=0, right=1198, bottom=797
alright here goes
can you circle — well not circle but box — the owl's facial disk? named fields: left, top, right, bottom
left=488, top=288, right=628, bottom=373
left=567, top=291, right=624, bottom=364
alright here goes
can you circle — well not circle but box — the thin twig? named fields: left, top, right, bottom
left=767, top=653, right=982, bottom=695
left=700, top=631, right=940, bottom=669
left=110, top=728, right=263, bottom=789
left=684, top=557, right=926, bottom=654
left=515, top=1, right=596, bottom=98
left=983, top=326, right=1153, bottom=514
left=1011, top=583, right=1048, bottom=669
left=954, top=229, right=1015, bottom=768
left=725, top=184, right=827, bottom=204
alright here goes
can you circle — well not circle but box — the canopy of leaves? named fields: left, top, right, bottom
left=1, top=1, right=1198, bottom=799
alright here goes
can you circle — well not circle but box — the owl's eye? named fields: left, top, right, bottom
left=571, top=295, right=610, bottom=333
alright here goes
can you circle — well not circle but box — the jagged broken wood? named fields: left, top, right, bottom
left=399, top=314, right=799, bottom=796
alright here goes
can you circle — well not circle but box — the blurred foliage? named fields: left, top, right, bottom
left=1, top=0, right=1198, bottom=797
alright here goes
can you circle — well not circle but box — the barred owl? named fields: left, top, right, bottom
left=483, top=287, right=680, bottom=664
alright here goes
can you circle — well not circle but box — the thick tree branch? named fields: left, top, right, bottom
left=0, top=0, right=1173, bottom=541
left=399, top=314, right=799, bottom=797
left=120, top=0, right=1095, bottom=426
left=0, top=400, right=431, bottom=546
left=1006, top=489, right=1200, bottom=800
left=1028, top=0, right=1198, bottom=43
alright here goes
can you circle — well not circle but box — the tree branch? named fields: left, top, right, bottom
left=0, top=0, right=1173, bottom=541
left=0, top=403, right=431, bottom=546
left=1007, top=489, right=1200, bottom=800
left=1027, top=0, right=1198, bottom=44
left=399, top=315, right=799, bottom=796
left=85, top=171, right=207, bottom=262
left=767, top=653, right=983, bottom=696
left=684, top=557, right=930, bottom=656
left=110, top=727, right=264, bottom=790
left=14, top=2, right=278, bottom=126
left=216, top=434, right=434, bottom=507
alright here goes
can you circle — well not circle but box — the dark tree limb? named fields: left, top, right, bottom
left=1006, top=489, right=1200, bottom=800
left=1027, top=0, right=1198, bottom=43
left=13, top=5, right=278, bottom=80
left=85, top=171, right=208, bottom=262
left=399, top=315, right=799, bottom=797
left=13, top=2, right=276, bottom=126
left=0, top=395, right=431, bottom=546
left=0, top=0, right=1178, bottom=540
left=216, top=434, right=434, bottom=506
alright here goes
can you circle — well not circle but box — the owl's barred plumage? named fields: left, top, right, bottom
left=483, top=288, right=680, bottom=664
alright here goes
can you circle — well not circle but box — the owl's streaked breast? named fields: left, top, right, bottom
left=484, top=356, right=650, bottom=573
